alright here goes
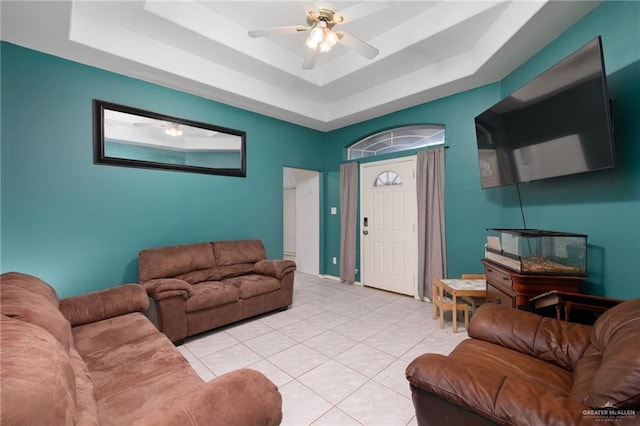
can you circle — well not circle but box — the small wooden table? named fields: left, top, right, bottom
left=435, top=279, right=487, bottom=332
left=530, top=290, right=623, bottom=323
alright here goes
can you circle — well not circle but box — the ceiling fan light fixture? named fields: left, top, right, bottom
left=305, top=36, right=319, bottom=50
left=324, top=28, right=338, bottom=47
left=310, top=22, right=325, bottom=43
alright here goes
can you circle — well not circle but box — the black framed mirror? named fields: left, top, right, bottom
left=93, top=100, right=246, bottom=177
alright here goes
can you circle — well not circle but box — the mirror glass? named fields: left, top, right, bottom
left=94, top=100, right=246, bottom=177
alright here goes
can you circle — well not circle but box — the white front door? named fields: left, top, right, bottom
left=360, top=157, right=417, bottom=296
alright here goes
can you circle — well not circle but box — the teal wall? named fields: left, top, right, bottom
left=495, top=1, right=640, bottom=298
left=1, top=43, right=324, bottom=297
left=2, top=2, right=638, bottom=299
left=323, top=1, right=639, bottom=299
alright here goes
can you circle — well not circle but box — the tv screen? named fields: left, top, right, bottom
left=475, top=36, right=614, bottom=189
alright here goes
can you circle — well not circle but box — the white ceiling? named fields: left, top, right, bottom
left=1, top=1, right=600, bottom=131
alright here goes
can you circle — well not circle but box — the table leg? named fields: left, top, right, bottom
left=432, top=284, right=437, bottom=320
left=564, top=302, right=572, bottom=322
left=452, top=294, right=458, bottom=333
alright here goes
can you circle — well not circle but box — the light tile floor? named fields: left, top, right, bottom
left=177, top=272, right=469, bottom=426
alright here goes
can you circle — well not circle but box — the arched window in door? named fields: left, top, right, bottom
left=374, top=171, right=403, bottom=187
left=347, top=124, right=445, bottom=160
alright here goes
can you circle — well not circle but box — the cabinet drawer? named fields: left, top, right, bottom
left=487, top=283, right=515, bottom=308
left=485, top=264, right=513, bottom=289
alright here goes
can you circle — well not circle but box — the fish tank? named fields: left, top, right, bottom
left=485, top=228, right=587, bottom=275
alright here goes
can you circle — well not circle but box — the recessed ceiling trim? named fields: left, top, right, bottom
left=143, top=0, right=323, bottom=86
left=1, top=0, right=602, bottom=132
left=69, top=7, right=330, bottom=121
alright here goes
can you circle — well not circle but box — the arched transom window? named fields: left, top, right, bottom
left=348, top=124, right=445, bottom=160
left=374, top=171, right=402, bottom=187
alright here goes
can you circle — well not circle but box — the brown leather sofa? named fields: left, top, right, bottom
left=138, top=239, right=296, bottom=343
left=0, top=272, right=282, bottom=425
left=406, top=299, right=640, bottom=425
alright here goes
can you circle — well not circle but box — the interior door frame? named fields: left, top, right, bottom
left=282, top=167, right=320, bottom=276
left=359, top=156, right=418, bottom=296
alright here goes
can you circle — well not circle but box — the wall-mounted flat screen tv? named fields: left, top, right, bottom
left=475, top=36, right=614, bottom=189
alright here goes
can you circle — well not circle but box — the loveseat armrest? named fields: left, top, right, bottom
left=468, top=303, right=592, bottom=370
left=141, top=278, right=193, bottom=301
left=254, top=259, right=296, bottom=279
left=406, top=354, right=616, bottom=426
left=59, top=284, right=148, bottom=327
left=132, top=369, right=282, bottom=426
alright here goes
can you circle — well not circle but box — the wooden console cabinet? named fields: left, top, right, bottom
left=481, top=259, right=583, bottom=309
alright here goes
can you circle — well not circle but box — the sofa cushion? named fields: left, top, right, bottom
left=223, top=274, right=281, bottom=300
left=0, top=315, right=77, bottom=425
left=0, top=272, right=72, bottom=351
left=186, top=282, right=240, bottom=312
left=69, top=346, right=100, bottom=426
left=218, top=263, right=255, bottom=279
left=139, top=242, right=216, bottom=282
left=72, top=312, right=160, bottom=356
left=0, top=271, right=59, bottom=304
left=80, top=330, right=204, bottom=426
left=574, top=298, right=640, bottom=408
left=175, top=268, right=223, bottom=284
left=213, top=240, right=266, bottom=266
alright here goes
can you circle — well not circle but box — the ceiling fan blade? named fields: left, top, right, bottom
left=337, top=32, right=379, bottom=60
left=248, top=26, right=307, bottom=38
left=302, top=48, right=319, bottom=70
left=334, top=1, right=392, bottom=23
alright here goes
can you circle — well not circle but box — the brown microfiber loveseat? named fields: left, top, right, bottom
left=138, top=239, right=296, bottom=343
left=0, top=272, right=283, bottom=426
left=406, top=300, right=640, bottom=425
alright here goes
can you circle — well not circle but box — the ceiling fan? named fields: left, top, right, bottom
left=248, top=2, right=388, bottom=70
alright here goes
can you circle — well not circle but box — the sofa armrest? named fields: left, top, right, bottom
left=468, top=303, right=592, bottom=370
left=59, top=284, right=149, bottom=327
left=406, top=354, right=613, bottom=426
left=141, top=278, right=193, bottom=301
left=254, top=259, right=296, bottom=280
left=131, top=369, right=282, bottom=426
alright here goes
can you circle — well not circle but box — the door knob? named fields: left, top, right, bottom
left=363, top=230, right=369, bottom=235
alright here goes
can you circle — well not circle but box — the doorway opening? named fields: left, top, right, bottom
left=283, top=167, right=320, bottom=276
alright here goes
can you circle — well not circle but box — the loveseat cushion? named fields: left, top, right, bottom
left=139, top=242, right=216, bottom=282
left=468, top=302, right=591, bottom=370
left=406, top=348, right=585, bottom=425
left=185, top=282, right=240, bottom=312
left=449, top=339, right=572, bottom=395
left=0, top=272, right=72, bottom=351
left=571, top=298, right=640, bottom=408
left=212, top=239, right=266, bottom=266
left=0, top=315, right=77, bottom=425
left=223, top=274, right=281, bottom=299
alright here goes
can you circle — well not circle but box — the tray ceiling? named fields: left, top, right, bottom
left=1, top=1, right=600, bottom=131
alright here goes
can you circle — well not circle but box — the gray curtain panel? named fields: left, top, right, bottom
left=339, top=162, right=358, bottom=283
left=416, top=148, right=447, bottom=300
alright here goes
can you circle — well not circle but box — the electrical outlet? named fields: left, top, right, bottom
left=332, top=257, right=337, bottom=264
